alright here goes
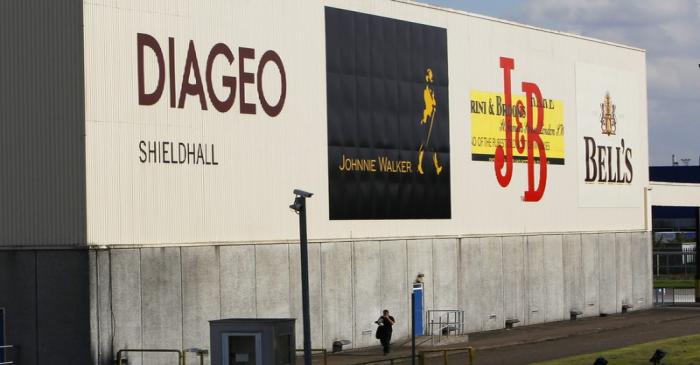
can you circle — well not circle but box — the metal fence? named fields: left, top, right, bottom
left=653, top=252, right=696, bottom=277
left=0, top=345, right=18, bottom=365
left=349, top=347, right=474, bottom=365
left=426, top=310, right=465, bottom=345
left=653, top=287, right=696, bottom=305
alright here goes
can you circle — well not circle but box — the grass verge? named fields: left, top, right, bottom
left=531, top=333, right=700, bottom=365
left=654, top=279, right=695, bottom=288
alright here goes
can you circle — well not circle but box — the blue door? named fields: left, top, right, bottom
left=412, top=286, right=424, bottom=336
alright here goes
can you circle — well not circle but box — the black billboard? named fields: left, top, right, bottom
left=326, top=7, right=451, bottom=220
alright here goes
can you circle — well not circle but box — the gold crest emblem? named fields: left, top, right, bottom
left=600, top=92, right=616, bottom=136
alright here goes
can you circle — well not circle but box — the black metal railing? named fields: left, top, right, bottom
left=653, top=287, right=696, bottom=305
left=0, top=345, right=19, bottom=365
left=653, top=252, right=696, bottom=277
left=349, top=347, right=475, bottom=365
left=115, top=349, right=183, bottom=365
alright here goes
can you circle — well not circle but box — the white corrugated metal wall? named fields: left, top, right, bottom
left=82, top=0, right=650, bottom=246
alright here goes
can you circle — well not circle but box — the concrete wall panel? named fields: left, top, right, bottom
left=182, top=246, right=220, bottom=363
left=380, top=240, right=409, bottom=340
left=95, top=250, right=114, bottom=365
left=479, top=237, right=504, bottom=331
left=407, top=239, right=434, bottom=314
left=631, top=231, right=652, bottom=310
left=643, top=231, right=653, bottom=308
left=110, top=249, right=143, bottom=365
left=255, top=245, right=291, bottom=318
left=220, top=245, right=256, bottom=318
left=352, top=241, right=381, bottom=348
left=459, top=238, right=483, bottom=333
left=89, top=251, right=98, bottom=365
left=615, top=232, right=633, bottom=308
left=289, top=243, right=323, bottom=349
left=433, top=238, right=459, bottom=311
left=502, top=236, right=525, bottom=327
left=598, top=233, right=618, bottom=314
left=543, top=235, right=565, bottom=322
left=141, top=248, right=183, bottom=365
left=86, top=228, right=656, bottom=357
left=563, top=234, right=584, bottom=314
left=526, top=236, right=545, bottom=325
left=321, top=242, right=353, bottom=349
left=581, top=233, right=600, bottom=316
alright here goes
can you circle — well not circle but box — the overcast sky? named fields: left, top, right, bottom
left=424, top=0, right=700, bottom=166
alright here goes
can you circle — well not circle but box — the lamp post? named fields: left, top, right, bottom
left=411, top=290, right=416, bottom=365
left=290, top=189, right=313, bottom=365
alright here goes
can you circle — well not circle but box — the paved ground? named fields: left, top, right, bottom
left=304, top=306, right=700, bottom=365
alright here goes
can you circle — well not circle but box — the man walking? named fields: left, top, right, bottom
left=376, top=309, right=396, bottom=355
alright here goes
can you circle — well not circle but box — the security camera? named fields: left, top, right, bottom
left=293, top=189, right=313, bottom=198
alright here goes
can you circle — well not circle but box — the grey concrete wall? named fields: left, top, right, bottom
left=563, top=235, right=584, bottom=316
left=256, top=245, right=291, bottom=318
left=220, top=245, right=256, bottom=318
left=289, top=243, right=323, bottom=350
left=479, top=237, right=504, bottom=331
left=543, top=235, right=565, bottom=322
left=581, top=234, right=600, bottom=316
left=381, top=240, right=408, bottom=340
left=141, top=248, right=183, bottom=365
left=321, top=242, right=353, bottom=350
left=459, top=238, right=483, bottom=332
left=352, top=241, right=381, bottom=348
left=182, top=247, right=220, bottom=360
left=108, top=249, right=143, bottom=365
left=502, top=236, right=526, bottom=327
left=87, top=230, right=653, bottom=363
left=526, top=235, right=546, bottom=325
left=599, top=233, right=618, bottom=314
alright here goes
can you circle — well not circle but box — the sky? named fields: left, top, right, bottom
left=424, top=0, right=700, bottom=166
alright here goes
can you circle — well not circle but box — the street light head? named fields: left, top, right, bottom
left=293, top=189, right=313, bottom=198
left=289, top=197, right=304, bottom=213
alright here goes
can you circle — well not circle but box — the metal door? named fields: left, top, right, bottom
left=222, top=332, right=262, bottom=365
left=413, top=285, right=424, bottom=336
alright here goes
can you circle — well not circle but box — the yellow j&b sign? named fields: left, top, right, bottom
left=470, top=90, right=566, bottom=165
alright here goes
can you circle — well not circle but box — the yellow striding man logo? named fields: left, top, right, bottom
left=600, top=92, right=616, bottom=136
left=418, top=68, right=443, bottom=175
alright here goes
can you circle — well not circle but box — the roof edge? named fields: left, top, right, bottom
left=392, top=0, right=646, bottom=53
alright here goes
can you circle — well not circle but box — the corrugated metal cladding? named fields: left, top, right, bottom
left=82, top=0, right=649, bottom=246
left=0, top=0, right=648, bottom=246
left=0, top=0, right=87, bottom=246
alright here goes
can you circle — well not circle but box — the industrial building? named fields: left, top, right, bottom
left=0, top=1, right=655, bottom=364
